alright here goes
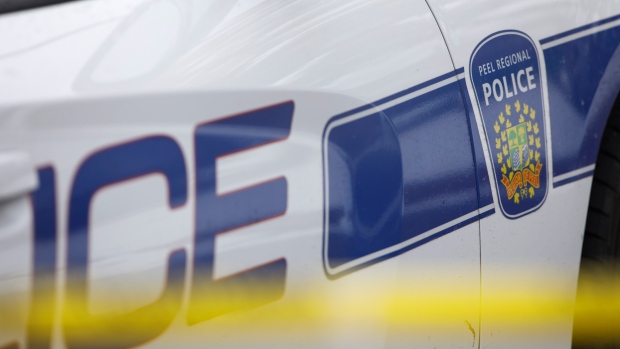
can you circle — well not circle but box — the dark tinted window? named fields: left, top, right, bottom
left=0, top=0, right=78, bottom=15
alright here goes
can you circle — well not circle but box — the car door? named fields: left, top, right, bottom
left=0, top=1, right=485, bottom=348
left=426, top=0, right=620, bottom=348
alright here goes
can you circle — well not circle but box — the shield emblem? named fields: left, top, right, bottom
left=470, top=31, right=549, bottom=218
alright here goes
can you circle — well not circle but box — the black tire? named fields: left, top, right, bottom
left=573, top=101, right=620, bottom=349
left=582, top=113, right=620, bottom=264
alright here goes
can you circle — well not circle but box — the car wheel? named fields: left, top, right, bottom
left=573, top=100, right=620, bottom=349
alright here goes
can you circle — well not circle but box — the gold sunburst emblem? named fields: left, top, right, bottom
left=493, top=100, right=543, bottom=204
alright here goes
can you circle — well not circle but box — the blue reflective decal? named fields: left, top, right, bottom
left=543, top=22, right=620, bottom=187
left=188, top=101, right=292, bottom=324
left=323, top=73, right=482, bottom=278
left=459, top=78, right=495, bottom=215
left=470, top=31, right=549, bottom=219
left=28, top=167, right=57, bottom=349
left=540, top=14, right=620, bottom=45
left=390, top=83, right=479, bottom=234
left=326, top=111, right=403, bottom=272
left=66, top=136, right=187, bottom=349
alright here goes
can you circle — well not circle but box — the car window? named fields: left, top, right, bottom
left=0, top=0, right=78, bottom=15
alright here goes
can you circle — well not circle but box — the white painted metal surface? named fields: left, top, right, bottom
left=0, top=1, right=481, bottom=348
left=1, top=0, right=619, bottom=348
left=426, top=0, right=620, bottom=347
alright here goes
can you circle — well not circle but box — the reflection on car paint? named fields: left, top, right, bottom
left=27, top=103, right=293, bottom=348
left=323, top=70, right=493, bottom=278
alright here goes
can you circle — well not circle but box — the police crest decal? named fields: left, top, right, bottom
left=470, top=31, right=548, bottom=218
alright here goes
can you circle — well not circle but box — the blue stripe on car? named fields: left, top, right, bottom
left=323, top=71, right=492, bottom=278
left=542, top=17, right=620, bottom=187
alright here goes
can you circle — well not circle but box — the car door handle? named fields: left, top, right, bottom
left=0, top=150, right=38, bottom=201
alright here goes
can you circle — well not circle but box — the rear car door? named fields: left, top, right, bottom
left=0, top=1, right=485, bottom=348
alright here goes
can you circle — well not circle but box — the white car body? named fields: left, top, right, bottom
left=0, top=1, right=619, bottom=348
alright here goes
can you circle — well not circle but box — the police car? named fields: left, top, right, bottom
left=1, top=0, right=619, bottom=348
